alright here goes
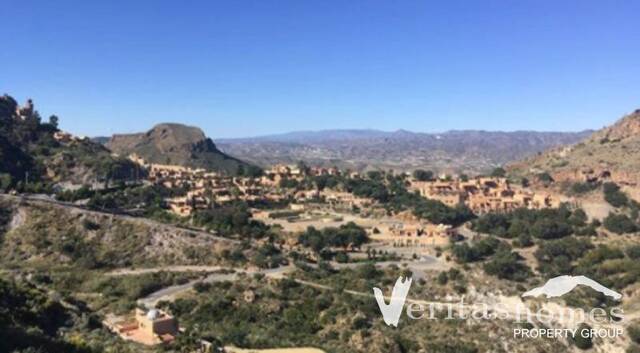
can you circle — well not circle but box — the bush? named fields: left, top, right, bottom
left=603, top=182, right=629, bottom=208
left=629, top=324, right=640, bottom=344
left=334, top=252, right=349, bottom=263
left=483, top=250, right=530, bottom=281
left=627, top=344, right=640, bottom=353
left=572, top=323, right=593, bottom=350
left=603, top=213, right=637, bottom=234
left=437, top=271, right=448, bottom=285
left=537, top=172, right=554, bottom=184
left=627, top=245, right=640, bottom=260
left=451, top=237, right=505, bottom=263
left=535, top=237, right=593, bottom=276
left=491, top=167, right=506, bottom=177
left=569, top=182, right=599, bottom=195
left=473, top=206, right=581, bottom=240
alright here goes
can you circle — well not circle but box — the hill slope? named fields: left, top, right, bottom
left=217, top=129, right=592, bottom=174
left=509, top=109, right=640, bottom=187
left=0, top=94, right=137, bottom=190
left=106, top=123, right=250, bottom=174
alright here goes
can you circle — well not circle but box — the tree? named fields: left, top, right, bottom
left=48, top=115, right=59, bottom=129
left=412, top=169, right=434, bottom=181
left=530, top=218, right=572, bottom=239
left=491, top=167, right=506, bottom=177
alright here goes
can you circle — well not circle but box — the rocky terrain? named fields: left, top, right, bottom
left=106, top=123, right=250, bottom=174
left=509, top=109, right=640, bottom=193
left=217, top=129, right=592, bottom=174
left=0, top=95, right=138, bottom=190
left=0, top=194, right=235, bottom=270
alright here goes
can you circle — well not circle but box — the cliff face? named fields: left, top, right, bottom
left=508, top=109, right=640, bottom=188
left=106, top=123, right=250, bottom=174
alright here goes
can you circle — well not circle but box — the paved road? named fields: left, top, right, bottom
left=137, top=265, right=295, bottom=308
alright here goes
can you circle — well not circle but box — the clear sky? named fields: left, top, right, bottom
left=2, top=0, right=639, bottom=138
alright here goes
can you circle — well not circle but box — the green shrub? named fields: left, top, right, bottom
left=572, top=323, right=593, bottom=350
left=603, top=213, right=637, bottom=234
left=603, top=182, right=629, bottom=208
left=629, top=324, right=640, bottom=344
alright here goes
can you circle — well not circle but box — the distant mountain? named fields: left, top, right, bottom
left=91, top=136, right=110, bottom=145
left=509, top=109, right=640, bottom=188
left=217, top=129, right=592, bottom=174
left=106, top=123, right=250, bottom=174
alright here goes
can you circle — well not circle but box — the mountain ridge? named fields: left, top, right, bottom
left=216, top=128, right=593, bottom=174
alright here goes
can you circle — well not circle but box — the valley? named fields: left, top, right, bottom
left=1, top=95, right=640, bottom=353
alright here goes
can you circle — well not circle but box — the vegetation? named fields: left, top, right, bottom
left=629, top=323, right=640, bottom=345
left=603, top=213, right=638, bottom=234
left=451, top=237, right=505, bottom=263
left=603, top=182, right=629, bottom=208
left=490, top=167, right=506, bottom=177
left=193, top=202, right=271, bottom=239
left=298, top=222, right=369, bottom=258
left=483, top=249, right=530, bottom=281
left=472, top=205, right=590, bottom=240
left=0, top=95, right=137, bottom=191
left=568, top=181, right=599, bottom=195
left=571, top=323, right=593, bottom=350
left=534, top=237, right=593, bottom=276
left=412, top=169, right=434, bottom=181
left=0, top=276, right=93, bottom=353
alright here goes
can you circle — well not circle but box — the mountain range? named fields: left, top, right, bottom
left=216, top=129, right=593, bottom=174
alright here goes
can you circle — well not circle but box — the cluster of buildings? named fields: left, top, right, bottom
left=371, top=221, right=456, bottom=247
left=131, top=152, right=562, bottom=220
left=409, top=177, right=559, bottom=214
left=130, top=156, right=355, bottom=217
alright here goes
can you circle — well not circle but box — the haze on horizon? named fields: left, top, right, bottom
left=2, top=0, right=639, bottom=139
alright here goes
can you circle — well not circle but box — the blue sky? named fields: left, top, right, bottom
left=2, top=1, right=639, bottom=138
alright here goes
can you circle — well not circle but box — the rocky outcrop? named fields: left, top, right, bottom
left=106, top=123, right=251, bottom=175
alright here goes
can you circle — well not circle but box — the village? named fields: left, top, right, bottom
left=127, top=154, right=560, bottom=250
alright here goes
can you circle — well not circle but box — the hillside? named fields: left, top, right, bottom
left=0, top=194, right=234, bottom=270
left=0, top=94, right=138, bottom=191
left=106, top=123, right=250, bottom=174
left=509, top=109, right=640, bottom=189
left=217, top=129, right=592, bottom=174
